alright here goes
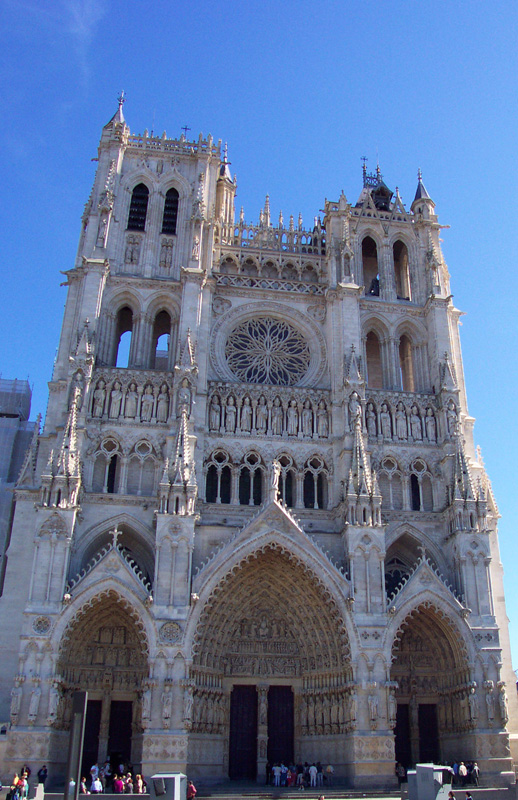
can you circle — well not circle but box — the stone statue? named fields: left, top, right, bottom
left=447, top=400, right=458, bottom=435
left=258, top=691, right=267, bottom=725
left=209, top=395, right=221, bottom=431
left=69, top=372, right=84, bottom=411
left=426, top=407, right=437, bottom=441
left=28, top=684, right=41, bottom=722
left=410, top=405, right=422, bottom=440
left=270, top=460, right=281, bottom=502
left=271, top=397, right=283, bottom=435
left=468, top=686, right=478, bottom=721
left=349, top=691, right=357, bottom=721
left=380, top=403, right=392, bottom=440
left=317, top=400, right=329, bottom=438
left=141, top=385, right=154, bottom=422
left=485, top=686, right=495, bottom=722
left=225, top=396, right=237, bottom=432
left=302, top=400, right=313, bottom=437
left=287, top=400, right=298, bottom=435
left=184, top=686, right=194, bottom=722
left=47, top=682, right=61, bottom=724
left=162, top=684, right=173, bottom=726
left=125, top=383, right=138, bottom=418
left=10, top=682, right=22, bottom=721
left=498, top=685, right=509, bottom=724
left=256, top=396, right=268, bottom=434
left=396, top=402, right=407, bottom=440
left=97, top=213, right=109, bottom=247
left=156, top=384, right=170, bottom=423
left=177, top=379, right=192, bottom=416
left=141, top=686, right=152, bottom=720
left=109, top=381, right=123, bottom=419
left=240, top=397, right=252, bottom=432
left=92, top=380, right=106, bottom=418
left=192, top=235, right=200, bottom=260
left=348, top=391, right=361, bottom=431
left=366, top=402, right=377, bottom=438
left=368, top=693, right=379, bottom=721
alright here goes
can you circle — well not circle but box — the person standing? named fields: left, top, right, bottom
left=325, top=764, right=334, bottom=787
left=37, top=767, right=48, bottom=788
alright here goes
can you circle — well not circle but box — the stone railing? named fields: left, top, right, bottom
left=127, top=131, right=220, bottom=157
left=88, top=369, right=174, bottom=424
left=215, top=272, right=325, bottom=295
left=207, top=381, right=331, bottom=439
left=216, top=222, right=326, bottom=256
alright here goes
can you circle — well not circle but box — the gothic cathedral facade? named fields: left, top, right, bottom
left=0, top=101, right=516, bottom=787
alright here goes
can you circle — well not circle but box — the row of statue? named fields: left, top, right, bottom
left=347, top=391, right=457, bottom=442
left=209, top=392, right=330, bottom=438
left=85, top=376, right=193, bottom=423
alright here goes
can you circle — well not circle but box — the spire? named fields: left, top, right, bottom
left=165, top=408, right=198, bottom=515
left=219, top=142, right=232, bottom=181
left=349, top=412, right=372, bottom=496
left=17, top=413, right=41, bottom=488
left=452, top=430, right=476, bottom=503
left=179, top=329, right=196, bottom=369
left=264, top=194, right=271, bottom=227
left=414, top=168, right=431, bottom=202
left=412, top=168, right=435, bottom=216
left=344, top=345, right=364, bottom=388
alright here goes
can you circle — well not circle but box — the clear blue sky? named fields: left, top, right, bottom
left=1, top=0, right=517, bottom=665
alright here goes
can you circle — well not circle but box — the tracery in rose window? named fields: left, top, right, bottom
left=224, top=317, right=310, bottom=386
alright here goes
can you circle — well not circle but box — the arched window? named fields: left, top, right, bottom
left=114, top=306, right=133, bottom=368
left=277, top=455, right=295, bottom=507
left=151, top=310, right=172, bottom=370
left=238, top=454, right=263, bottom=506
left=366, top=331, right=383, bottom=388
left=378, top=457, right=403, bottom=511
left=362, top=237, right=379, bottom=296
left=92, top=439, right=121, bottom=494
left=261, top=260, right=278, bottom=278
left=393, top=240, right=411, bottom=300
left=303, top=456, right=327, bottom=509
left=399, top=334, right=415, bottom=391
left=126, top=441, right=156, bottom=496
left=127, top=183, right=149, bottom=231
left=410, top=474, right=420, bottom=511
left=162, top=188, right=179, bottom=235
left=410, top=459, right=433, bottom=512
left=205, top=451, right=231, bottom=504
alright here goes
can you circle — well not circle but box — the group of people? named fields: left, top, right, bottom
left=268, top=761, right=334, bottom=788
left=7, top=765, right=48, bottom=800
left=451, top=761, right=480, bottom=786
left=81, top=762, right=147, bottom=794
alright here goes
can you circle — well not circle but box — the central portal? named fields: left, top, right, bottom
left=229, top=686, right=258, bottom=779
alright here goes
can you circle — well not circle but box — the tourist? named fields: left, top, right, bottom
left=80, top=778, right=90, bottom=794
left=187, top=780, right=197, bottom=800
left=396, top=763, right=406, bottom=786
left=458, top=763, right=468, bottom=787
left=465, top=792, right=473, bottom=800
left=448, top=791, right=455, bottom=800
left=272, top=763, right=281, bottom=787
left=134, top=775, right=146, bottom=794
left=309, top=764, right=317, bottom=787
left=471, top=763, right=480, bottom=786
left=325, top=763, right=334, bottom=786
left=112, top=775, right=124, bottom=794
left=316, top=762, right=324, bottom=787
left=37, top=766, right=48, bottom=788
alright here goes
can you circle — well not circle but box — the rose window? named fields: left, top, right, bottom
left=225, top=317, right=310, bottom=386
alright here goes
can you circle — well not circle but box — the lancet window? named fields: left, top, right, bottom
left=378, top=457, right=403, bottom=511
left=409, top=459, right=433, bottom=512
left=92, top=438, right=122, bottom=494
left=276, top=455, right=295, bottom=507
left=127, top=183, right=149, bottom=231
left=114, top=306, right=134, bottom=368
left=303, top=456, right=328, bottom=509
left=362, top=236, right=380, bottom=296
left=238, top=453, right=264, bottom=506
left=161, top=187, right=179, bottom=235
left=393, top=240, right=411, bottom=300
left=365, top=330, right=384, bottom=388
left=399, top=334, right=415, bottom=391
left=205, top=450, right=231, bottom=504
left=126, top=441, right=157, bottom=496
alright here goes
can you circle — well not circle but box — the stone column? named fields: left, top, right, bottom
left=256, top=685, right=268, bottom=784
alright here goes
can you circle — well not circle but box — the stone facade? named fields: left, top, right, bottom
left=0, top=99, right=516, bottom=788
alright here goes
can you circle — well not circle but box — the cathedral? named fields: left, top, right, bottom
left=0, top=98, right=516, bottom=788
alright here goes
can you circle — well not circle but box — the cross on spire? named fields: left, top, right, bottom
left=181, top=125, right=191, bottom=138
left=117, top=90, right=126, bottom=109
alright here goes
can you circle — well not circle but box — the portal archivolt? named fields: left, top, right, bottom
left=193, top=545, right=351, bottom=678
